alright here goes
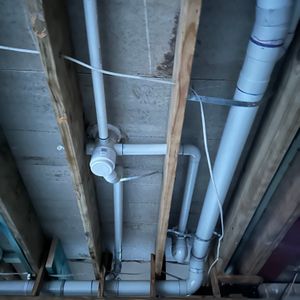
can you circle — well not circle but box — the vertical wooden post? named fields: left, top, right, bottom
left=155, top=0, right=202, bottom=275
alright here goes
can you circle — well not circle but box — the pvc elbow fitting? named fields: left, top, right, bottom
left=172, top=236, right=188, bottom=263
left=181, top=145, right=201, bottom=162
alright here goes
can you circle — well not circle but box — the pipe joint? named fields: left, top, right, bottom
left=180, top=144, right=201, bottom=162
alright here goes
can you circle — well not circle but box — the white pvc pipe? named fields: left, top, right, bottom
left=83, top=0, right=108, bottom=140
left=113, top=168, right=123, bottom=275
left=114, top=143, right=200, bottom=234
left=194, top=0, right=293, bottom=260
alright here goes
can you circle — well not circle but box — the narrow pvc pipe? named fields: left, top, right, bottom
left=83, top=0, right=109, bottom=140
left=114, top=143, right=200, bottom=236
left=113, top=168, right=123, bottom=275
left=178, top=157, right=199, bottom=233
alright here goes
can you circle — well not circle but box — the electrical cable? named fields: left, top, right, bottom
left=143, top=0, right=152, bottom=74
left=120, top=170, right=160, bottom=182
left=63, top=55, right=173, bottom=85
left=279, top=272, right=298, bottom=300
left=0, top=44, right=173, bottom=85
left=0, top=45, right=39, bottom=54
left=0, top=272, right=29, bottom=276
left=191, top=88, right=224, bottom=275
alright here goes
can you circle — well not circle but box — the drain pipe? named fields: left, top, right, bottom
left=193, top=0, right=293, bottom=265
left=113, top=143, right=200, bottom=264
left=83, top=0, right=108, bottom=140
left=87, top=143, right=201, bottom=266
left=84, top=0, right=120, bottom=183
left=112, top=167, right=123, bottom=277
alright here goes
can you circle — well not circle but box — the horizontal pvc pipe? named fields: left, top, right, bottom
left=83, top=0, right=108, bottom=140
left=114, top=143, right=201, bottom=160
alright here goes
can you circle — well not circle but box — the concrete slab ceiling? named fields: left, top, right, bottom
left=0, top=0, right=255, bottom=279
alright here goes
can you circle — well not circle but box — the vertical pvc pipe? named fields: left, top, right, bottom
left=83, top=0, right=109, bottom=140
left=178, top=159, right=199, bottom=232
left=113, top=171, right=123, bottom=271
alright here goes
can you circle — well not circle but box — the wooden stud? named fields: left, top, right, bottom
left=209, top=256, right=221, bottom=298
left=0, top=130, right=45, bottom=273
left=237, top=152, right=300, bottom=274
left=150, top=254, right=156, bottom=298
left=219, top=30, right=300, bottom=273
left=155, top=0, right=202, bottom=275
left=26, top=0, right=102, bottom=277
left=31, top=247, right=49, bottom=296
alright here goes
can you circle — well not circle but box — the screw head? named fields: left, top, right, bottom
left=57, top=145, right=65, bottom=151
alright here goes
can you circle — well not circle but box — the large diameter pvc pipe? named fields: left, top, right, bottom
left=83, top=0, right=108, bottom=140
left=194, top=0, right=293, bottom=261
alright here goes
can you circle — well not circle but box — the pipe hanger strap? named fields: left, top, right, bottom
left=188, top=93, right=263, bottom=107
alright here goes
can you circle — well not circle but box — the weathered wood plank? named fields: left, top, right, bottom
left=237, top=152, right=300, bottom=274
left=219, top=30, right=300, bottom=272
left=31, top=245, right=49, bottom=296
left=155, top=0, right=202, bottom=275
left=209, top=257, right=221, bottom=298
left=0, top=130, right=45, bottom=273
left=150, top=254, right=156, bottom=297
left=26, top=0, right=101, bottom=277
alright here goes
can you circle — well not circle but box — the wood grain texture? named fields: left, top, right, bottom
left=0, top=130, right=45, bottom=273
left=31, top=244, right=50, bottom=296
left=237, top=153, right=300, bottom=274
left=155, top=0, right=202, bottom=275
left=26, top=0, right=101, bottom=277
left=219, top=31, right=300, bottom=272
left=209, top=256, right=221, bottom=298
left=150, top=254, right=156, bottom=297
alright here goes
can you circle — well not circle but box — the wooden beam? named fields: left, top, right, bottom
left=31, top=245, right=50, bottom=296
left=26, top=0, right=101, bottom=277
left=150, top=254, right=156, bottom=298
left=155, top=0, right=202, bottom=275
left=236, top=152, right=300, bottom=274
left=219, top=30, right=300, bottom=272
left=209, top=256, right=221, bottom=298
left=0, top=130, right=45, bottom=273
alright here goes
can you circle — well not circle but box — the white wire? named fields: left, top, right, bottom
left=63, top=55, right=173, bottom=85
left=120, top=170, right=160, bottom=182
left=0, top=272, right=29, bottom=276
left=284, top=272, right=298, bottom=299
left=0, top=44, right=173, bottom=85
left=192, top=89, right=224, bottom=275
left=0, top=45, right=39, bottom=54
left=143, top=0, right=152, bottom=74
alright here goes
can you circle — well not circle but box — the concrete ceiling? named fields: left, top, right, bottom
left=0, top=0, right=255, bottom=280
